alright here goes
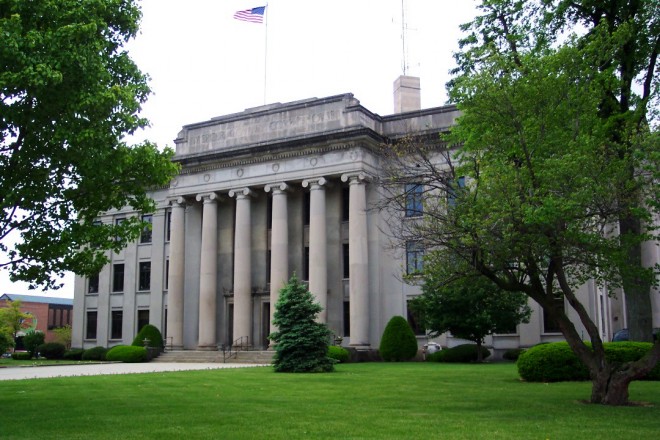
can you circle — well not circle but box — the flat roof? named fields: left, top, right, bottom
left=0, top=293, right=73, bottom=306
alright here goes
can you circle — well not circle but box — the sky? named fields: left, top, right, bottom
left=0, top=0, right=478, bottom=298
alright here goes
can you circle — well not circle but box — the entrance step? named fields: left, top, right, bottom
left=152, top=350, right=274, bottom=364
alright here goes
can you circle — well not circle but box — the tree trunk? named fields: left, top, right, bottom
left=476, top=340, right=483, bottom=362
left=590, top=368, right=632, bottom=405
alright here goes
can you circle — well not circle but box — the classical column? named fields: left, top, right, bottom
left=265, top=183, right=289, bottom=338
left=302, top=177, right=328, bottom=322
left=229, top=187, right=252, bottom=346
left=166, top=197, right=186, bottom=350
left=342, top=173, right=370, bottom=347
left=196, top=192, right=219, bottom=350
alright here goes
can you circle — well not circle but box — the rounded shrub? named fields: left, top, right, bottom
left=429, top=344, right=491, bottom=363
left=12, top=351, right=32, bottom=360
left=82, top=346, right=108, bottom=361
left=131, top=324, right=164, bottom=350
left=516, top=341, right=660, bottom=382
left=64, top=348, right=85, bottom=360
left=106, top=345, right=147, bottom=363
left=328, top=346, right=350, bottom=363
left=379, top=316, right=419, bottom=362
left=517, top=342, right=589, bottom=382
left=37, top=342, right=66, bottom=360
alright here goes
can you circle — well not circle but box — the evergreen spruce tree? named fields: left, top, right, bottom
left=270, top=275, right=335, bottom=373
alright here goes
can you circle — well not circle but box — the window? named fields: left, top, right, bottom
left=447, top=176, right=465, bottom=207
left=343, top=301, right=350, bottom=337
left=138, top=261, right=151, bottom=291
left=342, top=243, right=349, bottom=279
left=406, top=241, right=424, bottom=275
left=48, top=306, right=71, bottom=329
left=140, top=214, right=153, bottom=243
left=112, top=263, right=125, bottom=292
left=303, top=246, right=310, bottom=281
left=405, top=183, right=423, bottom=217
left=166, top=210, right=172, bottom=242
left=111, top=310, right=123, bottom=339
left=303, top=191, right=310, bottom=226
left=114, top=217, right=125, bottom=241
left=543, top=295, right=564, bottom=333
left=342, top=186, right=350, bottom=222
left=267, top=195, right=273, bottom=230
left=86, top=311, right=97, bottom=339
left=407, top=299, right=425, bottom=336
left=137, top=309, right=150, bottom=333
left=88, top=273, right=99, bottom=294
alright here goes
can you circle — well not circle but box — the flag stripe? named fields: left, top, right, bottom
left=233, top=6, right=266, bottom=23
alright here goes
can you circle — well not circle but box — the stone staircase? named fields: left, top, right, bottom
left=152, top=350, right=274, bottom=364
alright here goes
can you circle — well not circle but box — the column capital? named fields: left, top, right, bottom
left=341, top=172, right=370, bottom=184
left=302, top=177, right=327, bottom=189
left=264, top=182, right=289, bottom=194
left=167, top=196, right=187, bottom=207
left=195, top=192, right=220, bottom=203
left=228, top=187, right=253, bottom=199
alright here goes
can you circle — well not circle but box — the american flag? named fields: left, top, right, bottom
left=233, top=6, right=266, bottom=23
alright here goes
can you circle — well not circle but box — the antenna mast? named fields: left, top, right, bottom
left=401, top=0, right=408, bottom=75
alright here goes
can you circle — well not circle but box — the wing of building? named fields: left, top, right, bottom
left=71, top=76, right=658, bottom=356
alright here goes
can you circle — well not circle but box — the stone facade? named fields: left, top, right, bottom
left=71, top=77, right=659, bottom=355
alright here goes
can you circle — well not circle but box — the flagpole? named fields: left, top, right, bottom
left=263, top=3, right=269, bottom=104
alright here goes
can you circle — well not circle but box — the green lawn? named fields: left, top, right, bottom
left=0, top=362, right=658, bottom=439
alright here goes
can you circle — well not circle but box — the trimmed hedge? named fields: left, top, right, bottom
left=502, top=348, right=526, bottom=361
left=82, top=346, right=107, bottom=361
left=64, top=349, right=85, bottom=360
left=328, top=346, right=350, bottom=363
left=379, top=316, right=418, bottom=362
left=12, top=351, right=32, bottom=360
left=516, top=341, right=660, bottom=382
left=131, top=324, right=164, bottom=350
left=37, top=342, right=66, bottom=360
left=106, top=345, right=147, bottom=363
left=426, top=344, right=491, bottom=363
left=23, top=330, right=45, bottom=356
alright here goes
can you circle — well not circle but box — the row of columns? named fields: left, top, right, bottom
left=166, top=174, right=370, bottom=350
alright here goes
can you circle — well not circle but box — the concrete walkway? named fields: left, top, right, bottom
left=0, top=362, right=264, bottom=381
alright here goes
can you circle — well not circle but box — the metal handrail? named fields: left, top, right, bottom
left=223, top=336, right=249, bottom=363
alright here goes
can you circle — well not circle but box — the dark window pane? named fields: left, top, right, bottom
left=140, top=214, right=153, bottom=243
left=86, top=311, right=97, bottom=339
left=112, top=264, right=125, bottom=292
left=88, top=273, right=99, bottom=294
left=405, top=184, right=423, bottom=217
left=138, top=262, right=151, bottom=291
left=111, top=310, right=123, bottom=339
left=137, top=309, right=150, bottom=333
left=406, top=241, right=424, bottom=274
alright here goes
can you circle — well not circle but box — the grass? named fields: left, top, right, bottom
left=0, top=358, right=100, bottom=367
left=0, top=362, right=658, bottom=439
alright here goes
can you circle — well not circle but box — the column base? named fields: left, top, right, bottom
left=196, top=345, right=218, bottom=351
left=349, top=343, right=371, bottom=351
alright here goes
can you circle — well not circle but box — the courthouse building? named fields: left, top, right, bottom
left=71, top=76, right=655, bottom=354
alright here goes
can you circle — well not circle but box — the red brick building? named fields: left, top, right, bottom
left=0, top=294, right=73, bottom=346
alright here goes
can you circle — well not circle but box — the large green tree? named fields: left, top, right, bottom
left=379, top=0, right=658, bottom=405
left=0, top=0, right=178, bottom=289
left=0, top=299, right=30, bottom=340
left=412, top=258, right=531, bottom=362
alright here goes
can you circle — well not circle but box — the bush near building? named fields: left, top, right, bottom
left=379, top=316, right=418, bottom=362
left=82, top=346, right=107, bottom=361
left=37, top=342, right=66, bottom=360
left=328, top=346, right=350, bottom=363
left=131, top=324, right=164, bottom=350
left=106, top=345, right=147, bottom=363
left=23, top=330, right=45, bottom=357
left=64, top=349, right=85, bottom=360
left=517, top=342, right=660, bottom=382
left=426, top=344, right=491, bottom=363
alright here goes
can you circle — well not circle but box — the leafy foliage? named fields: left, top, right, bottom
left=426, top=344, right=491, bottom=363
left=106, top=345, right=147, bottom=363
left=270, top=275, right=335, bottom=373
left=379, top=0, right=659, bottom=405
left=63, top=348, right=85, bottom=360
left=517, top=342, right=660, bottom=382
left=327, top=346, right=350, bottom=363
left=379, top=316, right=418, bottom=362
left=52, top=324, right=72, bottom=350
left=0, top=300, right=30, bottom=339
left=0, top=329, right=13, bottom=354
left=22, top=330, right=44, bottom=357
left=37, top=342, right=66, bottom=360
left=11, top=351, right=31, bottom=360
left=412, top=261, right=530, bottom=361
left=131, top=324, right=164, bottom=350
left=82, top=346, right=107, bottom=361
left=0, top=0, right=179, bottom=289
